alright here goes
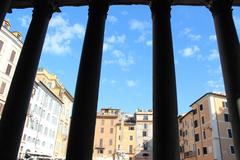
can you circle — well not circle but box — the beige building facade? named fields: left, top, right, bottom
left=93, top=108, right=121, bottom=160
left=115, top=115, right=136, bottom=160
left=179, top=92, right=236, bottom=160
left=0, top=20, right=22, bottom=117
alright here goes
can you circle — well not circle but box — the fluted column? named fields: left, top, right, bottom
left=0, top=0, right=59, bottom=159
left=0, top=0, right=11, bottom=26
left=66, top=0, right=109, bottom=159
left=150, top=0, right=179, bottom=159
left=208, top=0, right=240, bottom=159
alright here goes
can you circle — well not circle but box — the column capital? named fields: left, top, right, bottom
left=88, top=0, right=109, bottom=17
left=206, top=0, right=233, bottom=15
left=150, top=0, right=172, bottom=15
left=33, top=0, right=61, bottom=18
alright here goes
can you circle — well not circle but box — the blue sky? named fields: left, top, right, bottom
left=5, top=5, right=240, bottom=115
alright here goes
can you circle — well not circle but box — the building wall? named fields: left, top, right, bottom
left=0, top=20, right=22, bottom=117
left=115, top=115, right=136, bottom=160
left=18, top=82, right=62, bottom=159
left=135, top=111, right=153, bottom=160
left=178, top=93, right=237, bottom=160
left=35, top=68, right=73, bottom=159
left=93, top=108, right=121, bottom=160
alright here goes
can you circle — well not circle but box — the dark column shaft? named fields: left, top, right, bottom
left=0, top=0, right=56, bottom=159
left=211, top=6, right=240, bottom=159
left=0, top=0, right=11, bottom=26
left=66, top=1, right=108, bottom=160
left=151, top=1, right=179, bottom=160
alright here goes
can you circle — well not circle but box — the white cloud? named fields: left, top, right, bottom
left=107, top=15, right=118, bottom=23
left=208, top=49, right=219, bottom=61
left=18, top=15, right=31, bottom=28
left=106, top=34, right=126, bottom=44
left=180, top=27, right=201, bottom=41
left=207, top=79, right=224, bottom=90
left=121, top=11, right=128, bottom=15
left=188, top=34, right=202, bottom=41
left=180, top=46, right=200, bottom=57
left=209, top=34, right=217, bottom=41
left=146, top=40, right=152, bottom=46
left=129, top=19, right=150, bottom=31
left=104, top=49, right=135, bottom=70
left=43, top=15, right=85, bottom=55
left=126, top=80, right=137, bottom=87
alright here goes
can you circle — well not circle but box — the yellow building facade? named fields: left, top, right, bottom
left=36, top=68, right=73, bottom=159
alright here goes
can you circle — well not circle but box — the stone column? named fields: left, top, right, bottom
left=0, top=0, right=11, bottom=26
left=150, top=0, right=179, bottom=159
left=66, top=0, right=109, bottom=159
left=209, top=0, right=240, bottom=159
left=0, top=0, right=59, bottom=159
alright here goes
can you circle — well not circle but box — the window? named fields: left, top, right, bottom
left=129, top=126, right=134, bottom=130
left=129, top=158, right=132, bottom=160
left=198, top=148, right=200, bottom=155
left=203, top=131, right=206, bottom=139
left=143, top=131, right=147, bottom=137
left=98, top=149, right=103, bottom=154
left=99, top=139, right=103, bottom=146
left=130, top=135, right=133, bottom=141
left=143, top=115, right=148, bottom=120
left=199, top=104, right=203, bottom=111
left=118, top=136, right=121, bottom=140
left=193, top=109, right=197, bottom=114
left=223, top=101, right=228, bottom=108
left=227, top=129, right=233, bottom=138
left=9, top=51, right=16, bottom=62
left=23, top=134, right=26, bottom=141
left=201, top=116, right=205, bottom=124
left=111, top=119, right=114, bottom=125
left=110, top=128, right=113, bottom=134
left=0, top=40, right=3, bottom=53
left=203, top=147, right=208, bottom=155
left=0, top=82, right=6, bottom=94
left=194, top=120, right=198, bottom=128
left=143, top=142, right=148, bottom=150
left=224, top=114, right=230, bottom=122
left=144, top=123, right=147, bottom=129
left=109, top=139, right=112, bottom=145
left=100, top=128, right=104, bottom=133
left=5, top=64, right=12, bottom=76
left=129, top=145, right=133, bottom=153
left=101, top=119, right=104, bottom=125
left=195, top=134, right=199, bottom=142
left=0, top=103, right=3, bottom=114
left=179, top=130, right=182, bottom=136
left=230, top=146, right=235, bottom=154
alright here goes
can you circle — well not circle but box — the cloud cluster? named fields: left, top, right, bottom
left=181, top=28, right=202, bottom=41
left=180, top=45, right=200, bottom=58
left=129, top=19, right=151, bottom=45
left=104, top=50, right=135, bottom=70
left=43, top=15, right=85, bottom=55
left=126, top=80, right=137, bottom=87
left=18, top=15, right=31, bottom=28
left=208, top=49, right=219, bottom=61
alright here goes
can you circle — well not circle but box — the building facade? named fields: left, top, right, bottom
left=18, top=81, right=62, bottom=159
left=135, top=109, right=153, bottom=160
left=93, top=108, right=121, bottom=160
left=115, top=114, right=136, bottom=160
left=35, top=68, right=73, bottom=159
left=178, top=93, right=236, bottom=160
left=0, top=20, right=22, bottom=117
